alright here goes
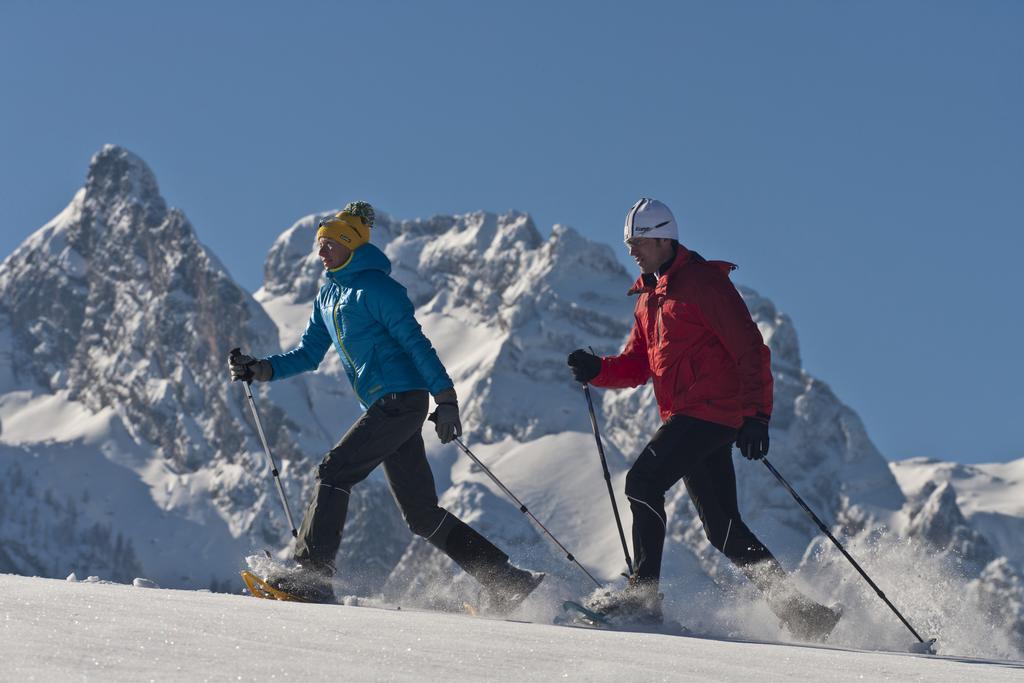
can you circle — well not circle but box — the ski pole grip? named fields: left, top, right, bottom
left=229, top=347, right=255, bottom=385
left=584, top=346, right=598, bottom=386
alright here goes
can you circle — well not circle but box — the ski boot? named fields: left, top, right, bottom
left=585, top=579, right=664, bottom=626
left=772, top=593, right=842, bottom=642
left=263, top=563, right=337, bottom=604
left=483, top=563, right=546, bottom=615
left=442, top=521, right=544, bottom=616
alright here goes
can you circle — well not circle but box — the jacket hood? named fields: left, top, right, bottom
left=325, top=243, right=392, bottom=287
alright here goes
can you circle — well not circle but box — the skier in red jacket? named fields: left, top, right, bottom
left=568, top=198, right=840, bottom=641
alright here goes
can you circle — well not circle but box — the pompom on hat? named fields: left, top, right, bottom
left=317, top=201, right=375, bottom=250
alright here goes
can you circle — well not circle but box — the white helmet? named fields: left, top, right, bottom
left=623, top=198, right=678, bottom=242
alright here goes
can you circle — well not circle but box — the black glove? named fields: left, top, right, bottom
left=736, top=415, right=770, bottom=460
left=228, top=347, right=273, bottom=383
left=567, top=349, right=602, bottom=384
left=429, top=388, right=462, bottom=444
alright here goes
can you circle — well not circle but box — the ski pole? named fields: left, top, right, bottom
left=431, top=416, right=603, bottom=588
left=231, top=348, right=298, bottom=538
left=762, top=458, right=935, bottom=652
left=581, top=380, right=634, bottom=578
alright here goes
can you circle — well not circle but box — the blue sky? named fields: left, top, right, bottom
left=2, top=1, right=1021, bottom=463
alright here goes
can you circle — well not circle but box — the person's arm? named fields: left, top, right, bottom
left=590, top=313, right=652, bottom=389
left=693, top=272, right=773, bottom=419
left=365, top=274, right=453, bottom=395
left=264, top=298, right=333, bottom=381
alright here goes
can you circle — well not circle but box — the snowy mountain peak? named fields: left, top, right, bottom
left=741, top=287, right=802, bottom=370
left=906, top=480, right=998, bottom=571
left=427, top=209, right=543, bottom=257
left=0, top=147, right=334, bottom=579
left=85, top=144, right=166, bottom=217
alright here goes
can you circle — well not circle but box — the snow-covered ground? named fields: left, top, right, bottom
left=4, top=573, right=1022, bottom=681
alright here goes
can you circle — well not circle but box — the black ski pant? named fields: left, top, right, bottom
left=294, top=390, right=511, bottom=585
left=625, top=414, right=785, bottom=592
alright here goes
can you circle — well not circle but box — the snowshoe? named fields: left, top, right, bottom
left=242, top=564, right=336, bottom=604
left=559, top=600, right=613, bottom=628
left=241, top=571, right=306, bottom=602
left=558, top=595, right=689, bottom=635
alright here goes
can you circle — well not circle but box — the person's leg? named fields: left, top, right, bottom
left=690, top=444, right=841, bottom=640
left=683, top=443, right=788, bottom=593
left=624, top=415, right=737, bottom=584
left=380, top=393, right=544, bottom=610
left=384, top=433, right=510, bottom=582
left=381, top=398, right=540, bottom=607
left=378, top=394, right=467, bottom=556
left=293, top=391, right=427, bottom=572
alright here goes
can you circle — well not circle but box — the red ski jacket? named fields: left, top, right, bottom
left=591, top=246, right=773, bottom=428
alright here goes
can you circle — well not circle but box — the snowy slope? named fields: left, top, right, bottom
left=3, top=573, right=1022, bottom=681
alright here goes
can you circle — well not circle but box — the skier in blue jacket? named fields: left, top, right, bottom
left=230, top=201, right=541, bottom=609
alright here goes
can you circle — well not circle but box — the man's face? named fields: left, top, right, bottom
left=318, top=237, right=351, bottom=270
left=626, top=238, right=674, bottom=274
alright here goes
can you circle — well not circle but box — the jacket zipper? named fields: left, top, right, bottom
left=332, top=297, right=366, bottom=406
left=656, top=299, right=664, bottom=345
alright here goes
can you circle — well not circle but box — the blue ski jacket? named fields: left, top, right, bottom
left=265, top=244, right=453, bottom=409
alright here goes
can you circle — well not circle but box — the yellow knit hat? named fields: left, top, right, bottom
left=317, top=213, right=368, bottom=250
left=316, top=201, right=374, bottom=250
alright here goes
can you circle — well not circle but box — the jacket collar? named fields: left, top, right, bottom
left=626, top=245, right=737, bottom=296
left=325, top=243, right=392, bottom=288
left=628, top=244, right=691, bottom=296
